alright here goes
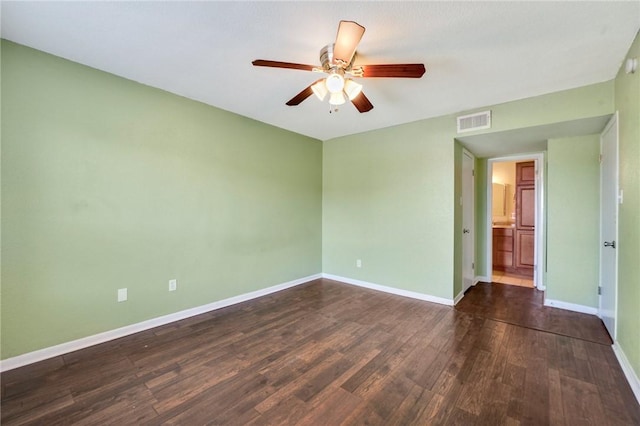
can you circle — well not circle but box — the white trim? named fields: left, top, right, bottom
left=599, top=112, right=619, bottom=341
left=454, top=291, right=465, bottom=305
left=475, top=275, right=491, bottom=284
left=543, top=299, right=598, bottom=315
left=322, top=273, right=454, bottom=306
left=612, top=342, right=640, bottom=405
left=486, top=153, right=546, bottom=291
left=462, top=148, right=476, bottom=293
left=0, top=273, right=322, bottom=372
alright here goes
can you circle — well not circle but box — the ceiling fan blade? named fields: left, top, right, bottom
left=351, top=91, right=374, bottom=113
left=333, top=21, right=365, bottom=66
left=358, top=64, right=426, bottom=78
left=252, top=60, right=316, bottom=72
left=286, top=79, right=324, bottom=106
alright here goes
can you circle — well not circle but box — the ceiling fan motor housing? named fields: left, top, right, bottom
left=320, top=44, right=355, bottom=72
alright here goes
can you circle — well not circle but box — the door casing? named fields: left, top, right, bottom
left=462, top=149, right=475, bottom=293
left=486, top=153, right=546, bottom=291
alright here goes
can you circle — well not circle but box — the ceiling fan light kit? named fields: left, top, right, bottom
left=252, top=20, right=426, bottom=113
left=325, top=73, right=345, bottom=94
left=311, top=80, right=328, bottom=101
left=344, top=79, right=363, bottom=100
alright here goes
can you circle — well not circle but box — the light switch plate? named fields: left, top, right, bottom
left=117, top=288, right=127, bottom=302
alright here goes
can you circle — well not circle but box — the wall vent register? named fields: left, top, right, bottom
left=457, top=110, right=492, bottom=133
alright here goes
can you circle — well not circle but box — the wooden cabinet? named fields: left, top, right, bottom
left=516, top=161, right=535, bottom=185
left=493, top=227, right=514, bottom=271
left=493, top=226, right=534, bottom=275
left=514, top=161, right=535, bottom=277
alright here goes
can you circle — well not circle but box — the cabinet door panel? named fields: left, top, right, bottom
left=495, top=235, right=513, bottom=251
left=516, top=230, right=535, bottom=268
left=517, top=186, right=535, bottom=229
left=516, top=161, right=535, bottom=185
left=495, top=251, right=514, bottom=267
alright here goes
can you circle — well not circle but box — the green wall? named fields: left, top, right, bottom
left=615, top=31, right=640, bottom=379
left=323, top=82, right=614, bottom=301
left=475, top=159, right=488, bottom=278
left=546, top=135, right=601, bottom=307
left=1, top=41, right=322, bottom=359
left=322, top=119, right=455, bottom=299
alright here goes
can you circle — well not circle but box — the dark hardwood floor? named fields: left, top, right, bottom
left=2, top=278, right=639, bottom=425
left=456, top=282, right=613, bottom=345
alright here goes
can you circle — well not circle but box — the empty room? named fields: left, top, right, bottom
left=2, top=2, right=640, bottom=424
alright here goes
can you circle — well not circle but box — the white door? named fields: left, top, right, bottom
left=462, top=150, right=475, bottom=292
left=600, top=113, right=618, bottom=339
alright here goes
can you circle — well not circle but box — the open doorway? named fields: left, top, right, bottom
left=487, top=154, right=545, bottom=291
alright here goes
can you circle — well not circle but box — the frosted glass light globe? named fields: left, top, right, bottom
left=325, top=73, right=345, bottom=94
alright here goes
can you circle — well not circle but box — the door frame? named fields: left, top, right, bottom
left=462, top=149, right=476, bottom=293
left=486, top=152, right=546, bottom=291
left=599, top=112, right=619, bottom=340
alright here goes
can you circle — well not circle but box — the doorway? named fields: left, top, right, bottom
left=487, top=154, right=545, bottom=291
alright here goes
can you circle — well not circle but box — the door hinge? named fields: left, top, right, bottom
left=472, top=170, right=475, bottom=177
left=598, top=286, right=602, bottom=295
left=599, top=154, right=603, bottom=163
left=472, top=262, right=475, bottom=269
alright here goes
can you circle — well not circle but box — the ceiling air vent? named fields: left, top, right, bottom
left=457, top=110, right=491, bottom=133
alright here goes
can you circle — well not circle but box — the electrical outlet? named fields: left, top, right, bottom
left=356, top=259, right=362, bottom=268
left=117, top=288, right=127, bottom=302
left=169, top=279, right=177, bottom=292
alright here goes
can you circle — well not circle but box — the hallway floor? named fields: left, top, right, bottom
left=491, top=270, right=534, bottom=288
left=456, top=282, right=611, bottom=345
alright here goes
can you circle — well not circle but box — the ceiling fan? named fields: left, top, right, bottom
left=252, top=20, right=426, bottom=113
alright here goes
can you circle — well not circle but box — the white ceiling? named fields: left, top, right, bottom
left=2, top=2, right=639, bottom=142
left=457, top=114, right=612, bottom=158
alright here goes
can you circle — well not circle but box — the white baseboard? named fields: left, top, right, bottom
left=612, top=342, right=640, bottom=405
left=454, top=291, right=465, bottom=305
left=475, top=275, right=491, bottom=284
left=322, top=273, right=454, bottom=306
left=0, top=273, right=322, bottom=372
left=543, top=299, right=598, bottom=315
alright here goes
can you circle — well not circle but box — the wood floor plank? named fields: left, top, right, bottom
left=522, top=357, right=550, bottom=425
left=2, top=279, right=639, bottom=425
left=560, top=375, right=608, bottom=425
left=295, top=386, right=361, bottom=425
left=248, top=394, right=309, bottom=426
left=548, top=368, right=566, bottom=426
